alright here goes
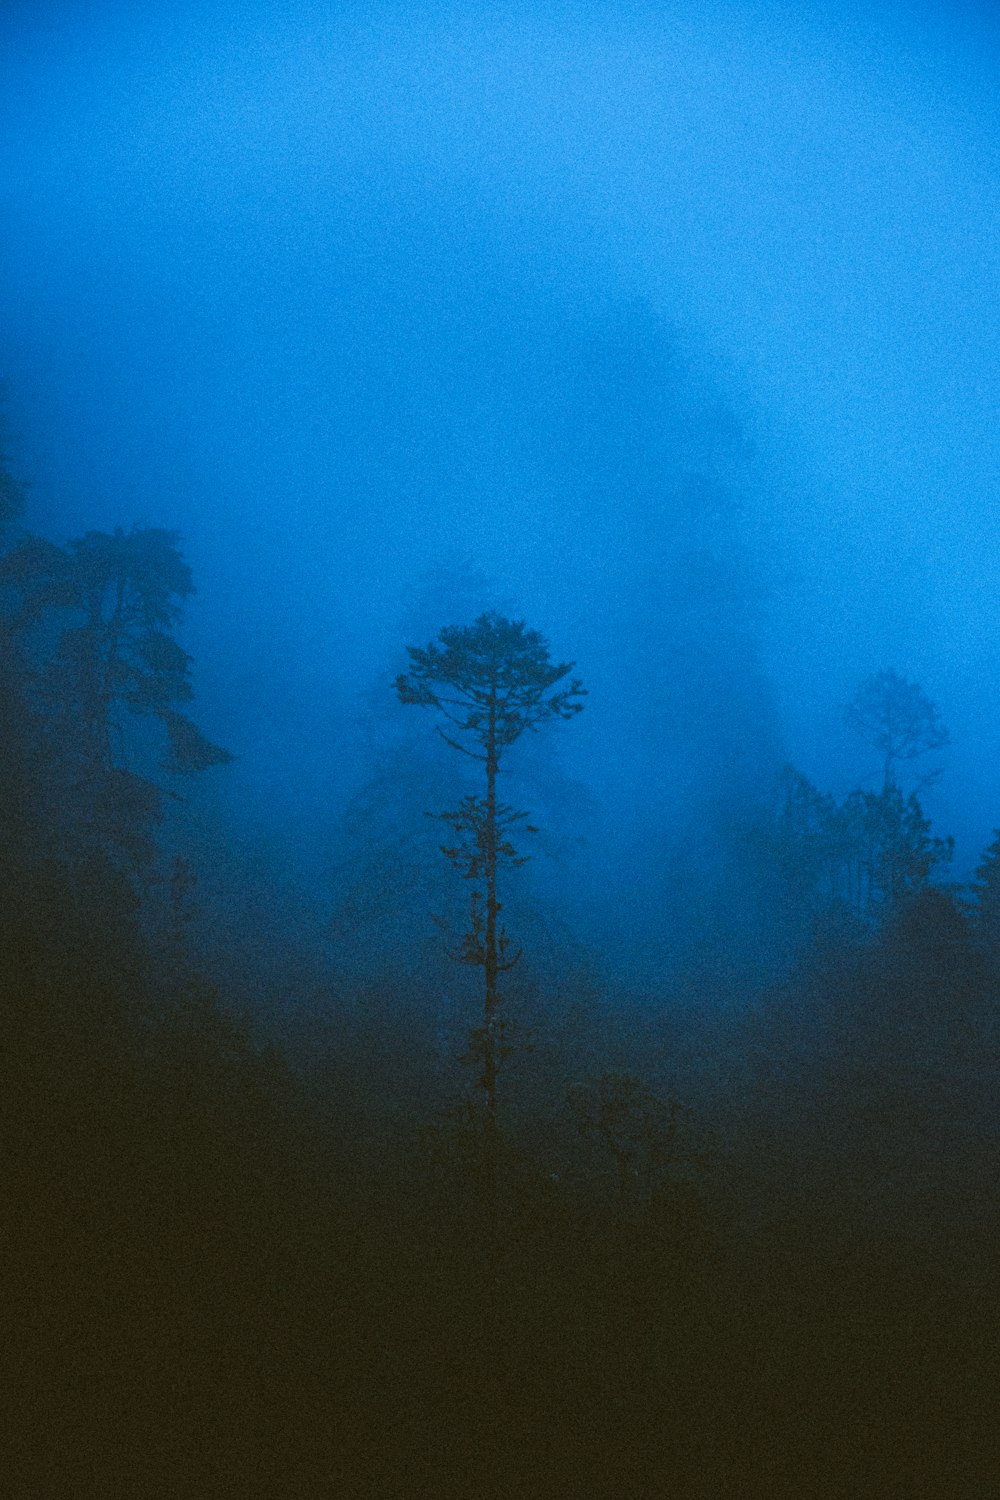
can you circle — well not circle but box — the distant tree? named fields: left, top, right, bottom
left=750, top=678, right=951, bottom=965
left=761, top=765, right=952, bottom=933
left=818, top=885, right=998, bottom=1231
left=972, top=831, right=1000, bottom=960
left=396, top=612, right=584, bottom=1211
left=762, top=766, right=842, bottom=908
left=0, top=442, right=25, bottom=529
left=0, top=526, right=231, bottom=871
left=845, top=668, right=948, bottom=790
left=834, top=783, right=952, bottom=920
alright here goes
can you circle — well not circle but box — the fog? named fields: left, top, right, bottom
left=5, top=3, right=1000, bottom=1490
left=4, top=0, right=1000, bottom=1000
left=6, top=9, right=1000, bottom=852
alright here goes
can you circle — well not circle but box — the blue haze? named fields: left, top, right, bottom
left=3, top=0, right=1000, bottom=998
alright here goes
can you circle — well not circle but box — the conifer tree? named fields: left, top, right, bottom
left=396, top=612, right=584, bottom=1210
left=845, top=668, right=948, bottom=790
left=0, top=526, right=231, bottom=872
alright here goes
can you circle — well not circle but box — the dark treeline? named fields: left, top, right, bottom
left=2, top=453, right=999, bottom=1498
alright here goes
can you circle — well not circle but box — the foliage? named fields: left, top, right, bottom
left=398, top=610, right=585, bottom=1220
left=971, top=829, right=1000, bottom=958
left=845, top=667, right=948, bottom=789
left=834, top=782, right=952, bottom=916
left=0, top=452, right=25, bottom=528
left=763, top=764, right=952, bottom=930
left=396, top=610, right=585, bottom=762
left=0, top=526, right=231, bottom=870
left=1, top=445, right=998, bottom=1493
left=397, top=611, right=584, bottom=1001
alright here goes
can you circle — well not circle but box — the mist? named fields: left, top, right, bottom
left=3, top=1, right=1000, bottom=1493
left=7, top=4, right=1000, bottom=812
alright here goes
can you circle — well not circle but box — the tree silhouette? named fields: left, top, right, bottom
left=972, top=831, right=1000, bottom=960
left=763, top=765, right=952, bottom=931
left=835, top=783, right=953, bottom=920
left=845, top=668, right=948, bottom=790
left=1, top=526, right=231, bottom=871
left=0, top=427, right=25, bottom=529
left=396, top=612, right=584, bottom=1210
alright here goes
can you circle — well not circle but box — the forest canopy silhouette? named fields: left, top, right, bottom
left=7, top=0, right=1000, bottom=1487
left=1, top=424, right=998, bottom=1497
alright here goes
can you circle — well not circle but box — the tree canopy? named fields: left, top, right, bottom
left=844, top=668, right=948, bottom=789
left=396, top=611, right=585, bottom=764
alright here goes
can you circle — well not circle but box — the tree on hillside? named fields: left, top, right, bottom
left=396, top=612, right=584, bottom=1208
left=760, top=764, right=952, bottom=935
left=834, top=783, right=952, bottom=919
left=845, top=668, right=948, bottom=791
left=0, top=427, right=26, bottom=529
left=0, top=526, right=231, bottom=872
left=972, top=831, right=1000, bottom=961
left=329, top=559, right=503, bottom=981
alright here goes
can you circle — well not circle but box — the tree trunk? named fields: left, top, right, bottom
left=481, top=681, right=500, bottom=1241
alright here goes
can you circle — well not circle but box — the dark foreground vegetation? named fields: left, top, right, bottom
left=1, top=473, right=998, bottom=1497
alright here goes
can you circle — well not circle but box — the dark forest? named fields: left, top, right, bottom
left=5, top=2, right=1000, bottom=1494
left=1, top=445, right=997, bottom=1496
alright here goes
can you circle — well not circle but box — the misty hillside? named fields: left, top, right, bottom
left=3, top=2, right=1000, bottom=1496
